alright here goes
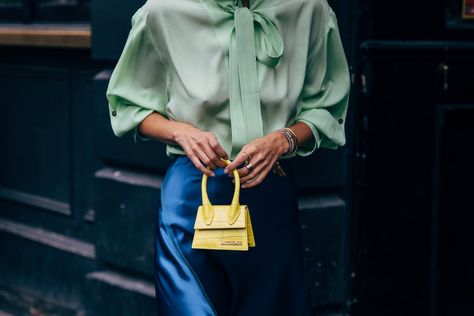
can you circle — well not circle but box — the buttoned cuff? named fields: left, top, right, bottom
left=294, top=119, right=322, bottom=157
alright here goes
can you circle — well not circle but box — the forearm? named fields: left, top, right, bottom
left=139, top=112, right=314, bottom=157
left=137, top=111, right=197, bottom=145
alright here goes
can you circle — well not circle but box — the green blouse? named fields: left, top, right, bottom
left=106, top=0, right=351, bottom=160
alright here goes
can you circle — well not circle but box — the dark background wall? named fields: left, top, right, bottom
left=353, top=1, right=474, bottom=315
left=0, top=0, right=473, bottom=315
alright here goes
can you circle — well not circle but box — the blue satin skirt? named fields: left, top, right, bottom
left=154, top=155, right=313, bottom=316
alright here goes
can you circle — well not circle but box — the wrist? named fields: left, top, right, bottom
left=278, top=127, right=299, bottom=158
left=267, top=130, right=290, bottom=156
left=171, top=122, right=198, bottom=143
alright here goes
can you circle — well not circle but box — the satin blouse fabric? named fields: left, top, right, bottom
left=106, top=0, right=351, bottom=160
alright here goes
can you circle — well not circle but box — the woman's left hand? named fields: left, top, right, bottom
left=223, top=131, right=289, bottom=189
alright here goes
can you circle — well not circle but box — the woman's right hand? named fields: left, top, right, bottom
left=172, top=124, right=229, bottom=176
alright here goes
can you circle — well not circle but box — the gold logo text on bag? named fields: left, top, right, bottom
left=191, top=158, right=256, bottom=251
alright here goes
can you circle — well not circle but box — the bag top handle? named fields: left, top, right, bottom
left=201, top=158, right=241, bottom=226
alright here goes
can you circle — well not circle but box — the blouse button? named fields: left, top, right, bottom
left=338, top=118, right=344, bottom=124
left=112, top=110, right=117, bottom=116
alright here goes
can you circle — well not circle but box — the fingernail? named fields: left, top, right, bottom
left=210, top=172, right=216, bottom=177
left=224, top=168, right=228, bottom=174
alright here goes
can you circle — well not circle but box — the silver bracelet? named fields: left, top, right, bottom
left=279, top=127, right=298, bottom=158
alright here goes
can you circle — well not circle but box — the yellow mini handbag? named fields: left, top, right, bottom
left=191, top=158, right=256, bottom=251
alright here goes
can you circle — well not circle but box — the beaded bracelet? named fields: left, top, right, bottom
left=279, top=127, right=299, bottom=158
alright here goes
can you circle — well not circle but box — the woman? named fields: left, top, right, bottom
left=106, top=0, right=350, bottom=315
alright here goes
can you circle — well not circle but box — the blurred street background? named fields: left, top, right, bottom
left=0, top=0, right=473, bottom=315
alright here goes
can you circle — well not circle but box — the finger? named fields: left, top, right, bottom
left=224, top=148, right=251, bottom=174
left=239, top=154, right=267, bottom=182
left=229, top=151, right=264, bottom=178
left=198, top=140, right=224, bottom=169
left=240, top=160, right=268, bottom=183
left=242, top=162, right=273, bottom=188
left=208, top=134, right=230, bottom=164
left=188, top=152, right=215, bottom=176
left=226, top=160, right=247, bottom=176
left=190, top=142, right=218, bottom=170
left=241, top=176, right=258, bottom=188
left=227, top=161, right=251, bottom=178
left=232, top=164, right=252, bottom=178
left=213, top=160, right=226, bottom=170
left=182, top=140, right=215, bottom=176
left=226, top=165, right=244, bottom=178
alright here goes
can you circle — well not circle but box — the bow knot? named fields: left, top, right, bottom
left=215, top=0, right=284, bottom=158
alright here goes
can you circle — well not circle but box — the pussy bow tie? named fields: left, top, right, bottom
left=214, top=0, right=284, bottom=157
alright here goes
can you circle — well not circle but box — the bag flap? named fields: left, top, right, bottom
left=194, top=205, right=248, bottom=229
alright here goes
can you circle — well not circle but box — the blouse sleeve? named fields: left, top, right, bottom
left=106, top=7, right=170, bottom=143
left=293, top=5, right=351, bottom=157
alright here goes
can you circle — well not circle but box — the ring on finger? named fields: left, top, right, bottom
left=245, top=162, right=254, bottom=173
